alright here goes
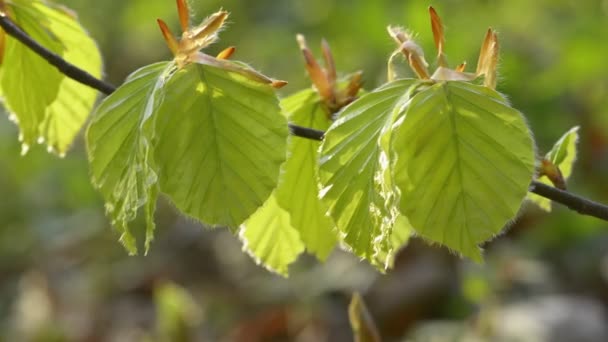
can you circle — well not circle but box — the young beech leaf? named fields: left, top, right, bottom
left=86, top=62, right=171, bottom=255
left=391, top=81, right=536, bottom=261
left=240, top=193, right=305, bottom=276
left=153, top=63, right=287, bottom=228
left=276, top=89, right=337, bottom=259
left=319, top=79, right=419, bottom=264
left=240, top=89, right=338, bottom=273
left=0, top=0, right=102, bottom=155
left=528, top=126, right=580, bottom=211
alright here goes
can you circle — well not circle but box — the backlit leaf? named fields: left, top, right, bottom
left=240, top=88, right=339, bottom=272
left=154, top=63, right=287, bottom=228
left=86, top=62, right=172, bottom=254
left=319, top=79, right=419, bottom=262
left=276, top=88, right=337, bottom=260
left=391, top=81, right=535, bottom=261
left=240, top=193, right=305, bottom=276
left=0, top=0, right=102, bottom=155
left=528, top=126, right=580, bottom=211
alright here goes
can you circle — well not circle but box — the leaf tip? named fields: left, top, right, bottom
left=176, top=0, right=190, bottom=32
left=157, top=19, right=179, bottom=55
left=216, top=46, right=235, bottom=60
left=271, top=80, right=288, bottom=89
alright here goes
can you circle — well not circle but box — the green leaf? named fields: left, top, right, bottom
left=239, top=88, right=339, bottom=273
left=154, top=63, right=287, bottom=228
left=240, top=193, right=305, bottom=276
left=86, top=62, right=171, bottom=255
left=319, top=79, right=418, bottom=262
left=547, top=126, right=580, bottom=174
left=528, top=126, right=580, bottom=211
left=391, top=81, right=536, bottom=261
left=276, top=88, right=337, bottom=260
left=374, top=215, right=413, bottom=269
left=1, top=0, right=102, bottom=155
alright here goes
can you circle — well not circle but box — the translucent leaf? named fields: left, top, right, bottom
left=392, top=81, right=536, bottom=261
left=528, top=126, right=580, bottom=211
left=154, top=63, right=287, bottom=228
left=0, top=0, right=102, bottom=155
left=276, top=88, right=337, bottom=260
left=240, top=194, right=305, bottom=276
left=374, top=215, right=413, bottom=269
left=86, top=62, right=172, bottom=255
left=239, top=89, right=339, bottom=272
left=319, top=79, right=418, bottom=261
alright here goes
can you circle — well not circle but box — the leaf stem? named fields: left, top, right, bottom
left=3, top=13, right=608, bottom=223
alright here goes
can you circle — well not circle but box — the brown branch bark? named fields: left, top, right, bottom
left=2, top=14, right=608, bottom=222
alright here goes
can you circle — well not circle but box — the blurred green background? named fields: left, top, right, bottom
left=1, top=0, right=608, bottom=341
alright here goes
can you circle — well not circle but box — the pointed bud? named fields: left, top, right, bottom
left=345, top=71, right=363, bottom=99
left=216, top=46, right=236, bottom=60
left=476, top=28, right=493, bottom=75
left=388, top=26, right=430, bottom=79
left=157, top=19, right=179, bottom=55
left=176, top=0, right=190, bottom=32
left=455, top=61, right=467, bottom=72
left=189, top=11, right=228, bottom=42
left=540, top=159, right=567, bottom=190
left=0, top=30, right=5, bottom=65
left=271, top=80, right=288, bottom=89
left=321, top=38, right=337, bottom=84
left=476, top=28, right=499, bottom=89
left=429, top=7, right=447, bottom=67
left=484, top=31, right=499, bottom=89
left=297, top=34, right=333, bottom=101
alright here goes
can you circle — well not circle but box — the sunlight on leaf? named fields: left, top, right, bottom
left=0, top=0, right=102, bottom=155
left=275, top=89, right=337, bottom=260
left=154, top=63, right=287, bottom=228
left=240, top=194, right=305, bottom=276
left=86, top=62, right=171, bottom=255
left=319, top=79, right=419, bottom=265
left=391, top=82, right=535, bottom=261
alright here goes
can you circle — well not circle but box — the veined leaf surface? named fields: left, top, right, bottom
left=276, top=88, right=337, bottom=260
left=528, top=126, right=580, bottom=211
left=319, top=79, right=418, bottom=261
left=86, top=62, right=172, bottom=254
left=240, top=88, right=338, bottom=272
left=1, top=0, right=102, bottom=155
left=240, top=193, right=305, bottom=276
left=392, top=81, right=535, bottom=261
left=154, top=63, right=287, bottom=228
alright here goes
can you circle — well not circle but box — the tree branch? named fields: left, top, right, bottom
left=0, top=14, right=116, bottom=95
left=288, top=123, right=325, bottom=141
left=3, top=13, right=608, bottom=222
left=529, top=182, right=608, bottom=221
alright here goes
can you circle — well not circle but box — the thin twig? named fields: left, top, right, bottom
left=2, top=12, right=608, bottom=222
left=288, top=123, right=325, bottom=141
left=529, top=181, right=608, bottom=221
left=0, top=14, right=116, bottom=95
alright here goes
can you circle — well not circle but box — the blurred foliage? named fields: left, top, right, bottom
left=1, top=0, right=607, bottom=341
